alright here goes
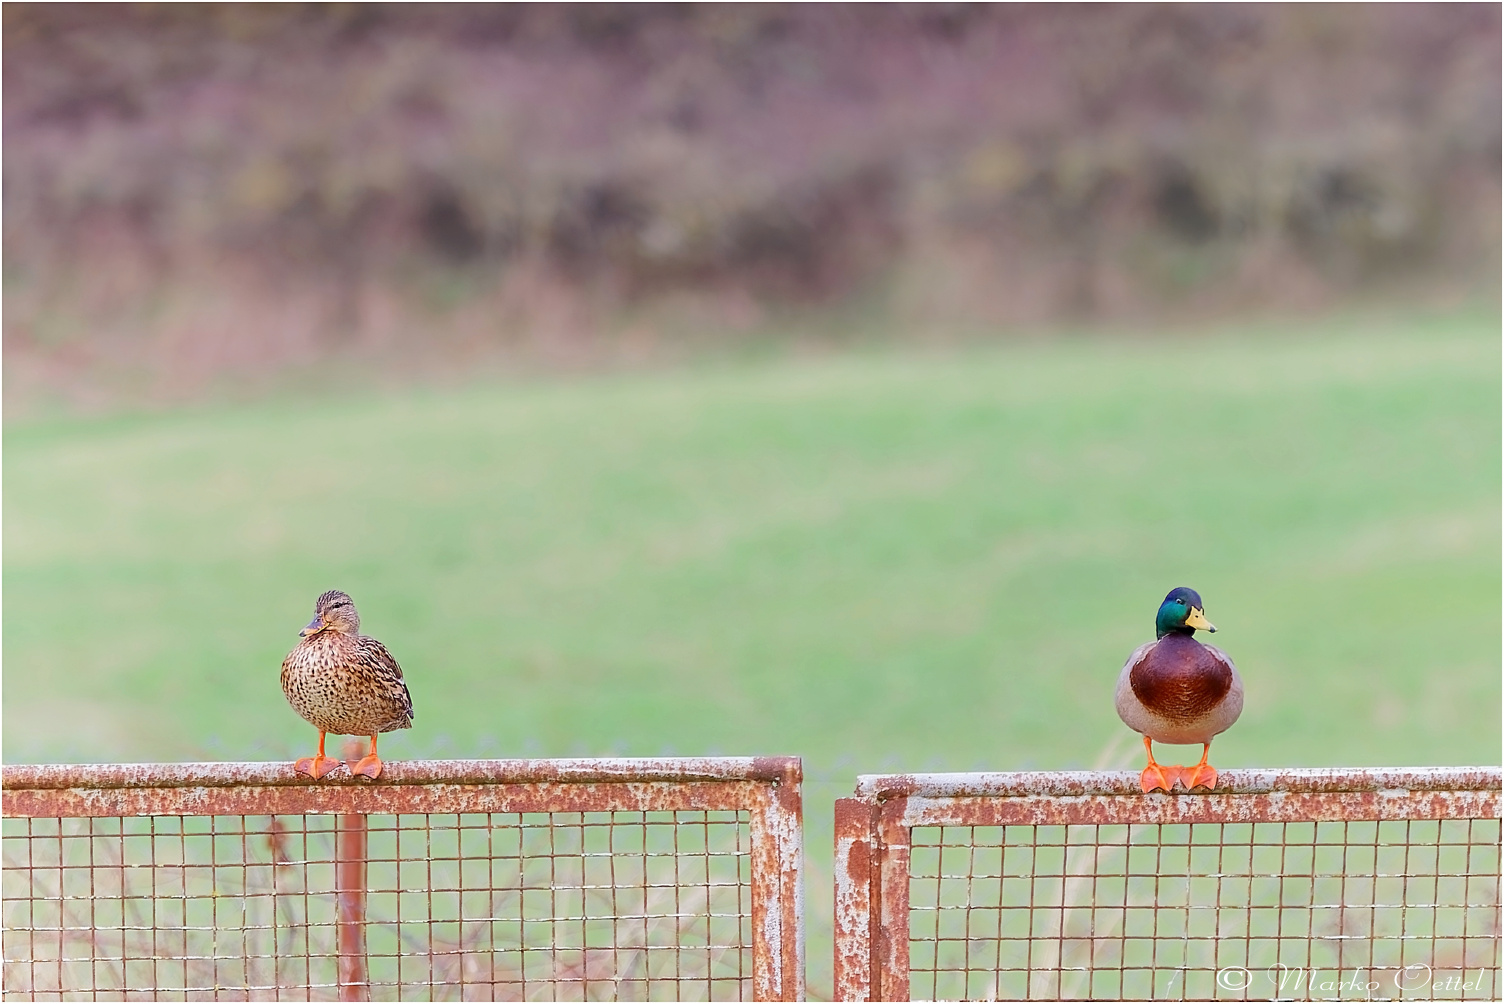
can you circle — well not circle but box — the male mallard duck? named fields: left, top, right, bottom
left=1115, top=587, right=1242, bottom=793
left=281, top=590, right=415, bottom=779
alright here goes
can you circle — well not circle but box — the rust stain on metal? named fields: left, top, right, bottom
left=2, top=779, right=772, bottom=819
left=336, top=739, right=370, bottom=1003
left=772, top=759, right=806, bottom=1004
left=748, top=757, right=804, bottom=1001
left=855, top=765, right=1502, bottom=800
left=2, top=755, right=798, bottom=792
left=873, top=798, right=912, bottom=1004
left=899, top=788, right=1501, bottom=827
left=832, top=798, right=874, bottom=1004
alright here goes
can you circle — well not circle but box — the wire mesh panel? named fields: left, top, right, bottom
left=2, top=758, right=803, bottom=1002
left=908, top=818, right=1500, bottom=1001
left=834, top=767, right=1501, bottom=1002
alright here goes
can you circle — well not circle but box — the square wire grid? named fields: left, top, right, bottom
left=907, top=818, right=1501, bottom=1001
left=2, top=809, right=752, bottom=1002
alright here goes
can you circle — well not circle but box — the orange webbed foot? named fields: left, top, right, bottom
left=293, top=756, right=343, bottom=780
left=1181, top=762, right=1218, bottom=791
left=347, top=754, right=384, bottom=779
left=1139, top=763, right=1182, bottom=793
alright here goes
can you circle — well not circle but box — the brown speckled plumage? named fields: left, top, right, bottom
left=281, top=591, right=413, bottom=777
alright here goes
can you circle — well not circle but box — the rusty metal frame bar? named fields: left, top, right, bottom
left=3, top=756, right=805, bottom=1002
left=833, top=766, right=1502, bottom=1002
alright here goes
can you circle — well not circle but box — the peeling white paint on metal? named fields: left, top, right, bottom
left=895, top=787, right=1501, bottom=827
left=746, top=761, right=804, bottom=1001
left=855, top=765, right=1502, bottom=800
left=3, top=756, right=797, bottom=791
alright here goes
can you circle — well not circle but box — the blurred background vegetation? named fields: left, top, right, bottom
left=4, top=3, right=1499, bottom=412
left=5, top=6, right=1500, bottom=998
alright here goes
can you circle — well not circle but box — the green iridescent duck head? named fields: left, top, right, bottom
left=1155, top=587, right=1216, bottom=639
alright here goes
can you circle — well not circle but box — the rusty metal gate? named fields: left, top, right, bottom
left=2, top=756, right=803, bottom=1002
left=834, top=767, right=1501, bottom=1002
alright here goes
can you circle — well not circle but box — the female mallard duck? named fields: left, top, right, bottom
left=281, top=590, right=414, bottom=779
left=1115, top=587, right=1242, bottom=793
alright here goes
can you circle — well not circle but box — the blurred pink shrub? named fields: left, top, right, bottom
left=3, top=4, right=1498, bottom=407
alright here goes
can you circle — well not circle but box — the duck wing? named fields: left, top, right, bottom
left=355, top=635, right=416, bottom=723
left=1114, top=640, right=1157, bottom=730
left=1117, top=641, right=1157, bottom=680
left=1201, top=641, right=1238, bottom=676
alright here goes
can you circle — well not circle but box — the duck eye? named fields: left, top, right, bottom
left=1176, top=598, right=1186, bottom=605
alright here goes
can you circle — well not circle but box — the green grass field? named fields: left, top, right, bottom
left=6, top=305, right=1499, bottom=997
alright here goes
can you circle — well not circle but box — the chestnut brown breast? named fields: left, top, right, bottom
left=1129, top=633, right=1232, bottom=724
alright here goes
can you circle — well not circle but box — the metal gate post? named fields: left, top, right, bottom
left=833, top=798, right=876, bottom=1002
left=833, top=795, right=914, bottom=1002
left=336, top=739, right=369, bottom=1002
left=747, top=756, right=805, bottom=1001
left=873, top=798, right=911, bottom=1002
